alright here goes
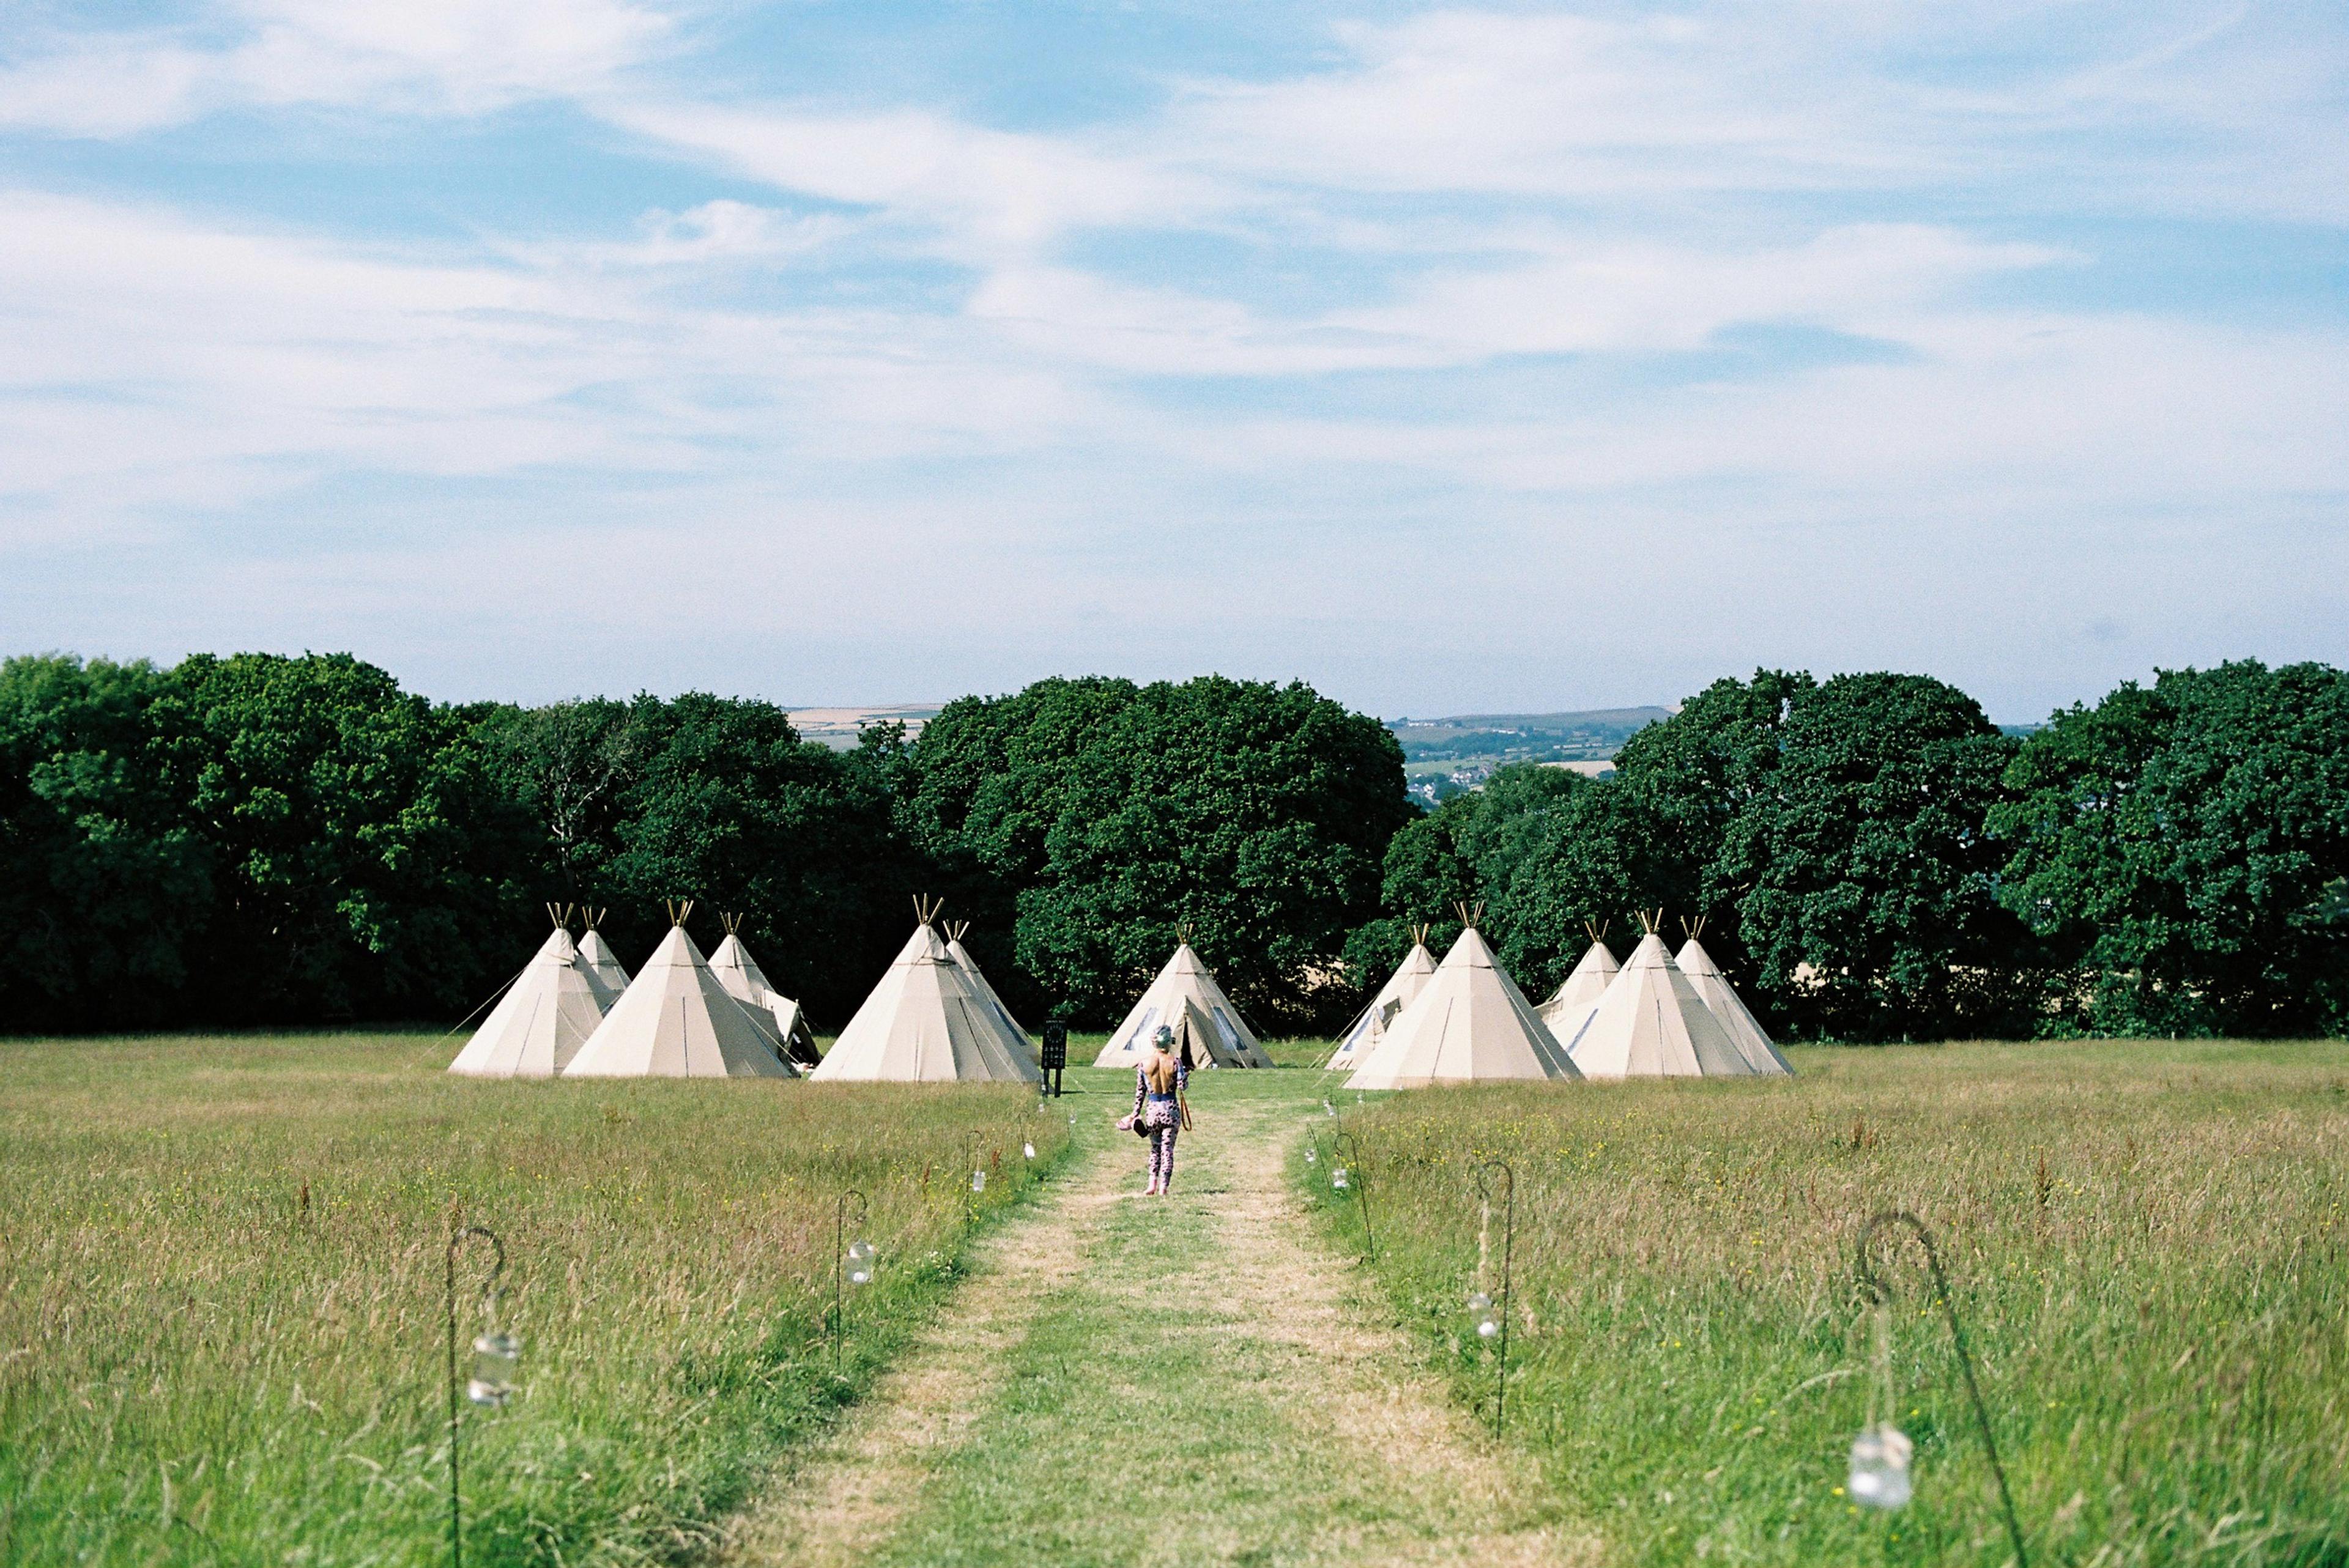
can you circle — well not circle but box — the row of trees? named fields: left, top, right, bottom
left=1372, top=665, right=2348, bottom=1040
left=2, top=652, right=2340, bottom=1040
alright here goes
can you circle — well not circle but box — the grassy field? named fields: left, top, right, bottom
left=0, top=1031, right=1069, bottom=1567
left=1301, top=1040, right=2349, bottom=1567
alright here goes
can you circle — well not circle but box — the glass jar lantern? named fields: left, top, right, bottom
left=1848, top=1424, right=1913, bottom=1510
left=467, top=1331, right=520, bottom=1408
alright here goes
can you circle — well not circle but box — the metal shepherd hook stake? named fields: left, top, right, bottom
left=1333, top=1129, right=1376, bottom=1261
left=1472, top=1159, right=1516, bottom=1435
left=445, top=1225, right=506, bottom=1568
left=833, top=1188, right=869, bottom=1372
left=1855, top=1211, right=2030, bottom=1568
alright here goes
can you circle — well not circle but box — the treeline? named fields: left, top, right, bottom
left=1376, top=665, right=2349, bottom=1040
left=2, top=653, right=2342, bottom=1040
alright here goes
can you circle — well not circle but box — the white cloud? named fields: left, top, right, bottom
left=0, top=0, right=669, bottom=133
left=604, top=102, right=1218, bottom=259
left=1170, top=6, right=2349, bottom=221
left=1176, top=11, right=1852, bottom=198
left=0, top=4, right=2342, bottom=715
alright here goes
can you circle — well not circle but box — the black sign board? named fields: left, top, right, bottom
left=1039, top=1018, right=1068, bottom=1096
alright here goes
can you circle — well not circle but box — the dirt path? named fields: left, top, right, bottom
left=711, top=1130, right=1125, bottom=1567
left=720, top=1073, right=1594, bottom=1568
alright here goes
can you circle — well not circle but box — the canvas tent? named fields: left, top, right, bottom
left=1323, top=926, right=1438, bottom=1072
left=448, top=906, right=611, bottom=1078
left=577, top=907, right=630, bottom=999
left=1094, top=933, right=1271, bottom=1068
left=1562, top=912, right=1753, bottom=1079
left=1343, top=910, right=1580, bottom=1089
left=811, top=900, right=1042, bottom=1083
left=707, top=912, right=820, bottom=1066
left=565, top=903, right=796, bottom=1078
left=943, top=921, right=1035, bottom=1059
left=1674, top=920, right=1792, bottom=1076
left=1536, top=923, right=1620, bottom=1047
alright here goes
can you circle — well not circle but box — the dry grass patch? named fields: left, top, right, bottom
left=1307, top=1039, right=2349, bottom=1567
left=0, top=1031, right=1068, bottom=1566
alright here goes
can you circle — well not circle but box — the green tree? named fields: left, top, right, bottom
left=153, top=653, right=530, bottom=1022
left=904, top=676, right=1409, bottom=1031
left=1991, top=660, right=2349, bottom=1037
left=590, top=692, right=918, bottom=1026
left=1347, top=764, right=1606, bottom=997
left=1358, top=673, right=2038, bottom=1041
left=1724, top=673, right=2033, bottom=1040
left=0, top=655, right=212, bottom=1030
left=477, top=697, right=645, bottom=900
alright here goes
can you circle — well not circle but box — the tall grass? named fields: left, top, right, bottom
left=0, top=1032, right=1069, bottom=1566
left=1304, top=1040, right=2349, bottom=1566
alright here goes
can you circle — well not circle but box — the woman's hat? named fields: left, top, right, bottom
left=1152, top=1025, right=1176, bottom=1049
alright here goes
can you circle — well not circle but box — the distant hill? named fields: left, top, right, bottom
left=788, top=704, right=942, bottom=751
left=1387, top=707, right=1674, bottom=805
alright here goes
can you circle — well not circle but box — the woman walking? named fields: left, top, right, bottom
left=1134, top=1024, right=1190, bottom=1195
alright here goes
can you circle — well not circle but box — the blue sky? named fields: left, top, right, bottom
left=1, top=1, right=2342, bottom=723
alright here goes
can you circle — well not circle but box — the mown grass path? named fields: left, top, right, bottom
left=718, top=1070, right=1587, bottom=1568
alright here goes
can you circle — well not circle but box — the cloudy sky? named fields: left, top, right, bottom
left=1, top=1, right=2342, bottom=722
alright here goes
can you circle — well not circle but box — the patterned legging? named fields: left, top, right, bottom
left=1148, top=1120, right=1179, bottom=1188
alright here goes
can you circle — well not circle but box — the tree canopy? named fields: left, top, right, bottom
left=1991, top=660, right=2349, bottom=1038
left=2, top=651, right=2340, bottom=1041
left=900, top=676, right=1410, bottom=1030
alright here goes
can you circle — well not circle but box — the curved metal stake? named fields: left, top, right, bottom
left=445, top=1225, right=505, bottom=1568
left=1473, top=1160, right=1516, bottom=1436
left=833, top=1189, right=869, bottom=1373
left=1334, top=1130, right=1376, bottom=1262
left=1857, top=1211, right=2028, bottom=1568
left=962, top=1135, right=981, bottom=1229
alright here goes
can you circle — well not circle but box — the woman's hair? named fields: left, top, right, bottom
left=1142, top=1052, right=1180, bottom=1094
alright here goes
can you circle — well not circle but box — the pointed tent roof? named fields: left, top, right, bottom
left=708, top=914, right=820, bottom=1066
left=564, top=904, right=796, bottom=1078
left=1537, top=924, right=1620, bottom=1047
left=449, top=908, right=609, bottom=1078
left=1324, top=926, right=1438, bottom=1071
left=944, top=921, right=1035, bottom=1059
left=1675, top=923, right=1792, bottom=1076
left=1343, top=913, right=1580, bottom=1089
left=1564, top=915, right=1753, bottom=1079
left=811, top=900, right=1041, bottom=1082
left=577, top=908, right=630, bottom=998
left=1094, top=933, right=1270, bottom=1068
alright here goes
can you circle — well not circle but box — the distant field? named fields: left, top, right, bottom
left=0, top=1032, right=1068, bottom=1567
left=1387, top=707, right=1671, bottom=801
left=1305, top=1040, right=2349, bottom=1566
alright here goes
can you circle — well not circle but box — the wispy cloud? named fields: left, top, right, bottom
left=0, top=2, right=2341, bottom=716
left=0, top=0, right=670, bottom=133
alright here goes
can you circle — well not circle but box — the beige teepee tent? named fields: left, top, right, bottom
left=564, top=903, right=796, bottom=1078
left=1537, top=922, right=1620, bottom=1046
left=708, top=913, right=820, bottom=1066
left=1563, top=912, right=1753, bottom=1079
left=577, top=907, right=630, bottom=999
left=1343, top=909, right=1580, bottom=1089
left=1674, top=920, right=1792, bottom=1076
left=811, top=900, right=1041, bottom=1082
left=1094, top=931, right=1271, bottom=1068
left=449, top=905, right=610, bottom=1078
left=943, top=921, right=1034, bottom=1058
left=1324, top=925, right=1438, bottom=1072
